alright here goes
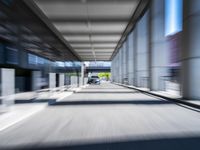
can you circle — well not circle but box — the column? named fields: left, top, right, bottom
left=32, top=71, right=42, bottom=91
left=59, top=73, right=65, bottom=87
left=127, top=31, right=134, bottom=85
left=49, top=73, right=56, bottom=89
left=150, top=0, right=169, bottom=91
left=181, top=0, right=200, bottom=99
left=111, top=57, right=115, bottom=82
left=119, top=49, right=123, bottom=83
left=0, top=68, right=15, bottom=106
left=81, top=62, right=85, bottom=85
left=71, top=76, right=78, bottom=87
left=136, top=10, right=150, bottom=88
left=116, top=53, right=120, bottom=83
left=122, top=42, right=128, bottom=84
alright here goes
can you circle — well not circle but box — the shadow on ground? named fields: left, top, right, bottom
left=75, top=91, right=140, bottom=94
left=49, top=99, right=172, bottom=106
left=2, top=135, right=200, bottom=150
left=15, top=99, right=56, bottom=104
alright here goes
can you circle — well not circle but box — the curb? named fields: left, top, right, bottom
left=114, top=83, right=200, bottom=110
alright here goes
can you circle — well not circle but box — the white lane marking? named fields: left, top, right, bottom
left=0, top=105, right=46, bottom=132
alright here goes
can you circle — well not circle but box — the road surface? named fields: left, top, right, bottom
left=1, top=83, right=200, bottom=150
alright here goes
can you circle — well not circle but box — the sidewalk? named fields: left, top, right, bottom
left=0, top=103, right=46, bottom=131
left=115, top=83, right=200, bottom=110
left=0, top=91, right=72, bottom=132
left=0, top=85, right=88, bottom=132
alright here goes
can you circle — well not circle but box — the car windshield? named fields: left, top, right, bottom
left=91, top=76, right=99, bottom=79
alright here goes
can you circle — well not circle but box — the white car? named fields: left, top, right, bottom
left=88, top=76, right=100, bottom=84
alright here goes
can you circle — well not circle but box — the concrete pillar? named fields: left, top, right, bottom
left=78, top=74, right=81, bottom=86
left=112, top=55, right=116, bottom=82
left=119, top=48, right=123, bottom=83
left=122, top=43, right=125, bottom=84
left=49, top=73, right=56, bottom=89
left=150, top=0, right=170, bottom=91
left=32, top=71, right=42, bottom=91
left=71, top=76, right=78, bottom=87
left=127, top=31, right=135, bottom=85
left=121, top=47, right=124, bottom=84
left=59, top=73, right=65, bottom=87
left=0, top=68, right=15, bottom=106
left=122, top=42, right=128, bottom=84
left=116, top=53, right=120, bottom=83
left=84, top=77, right=88, bottom=85
left=113, top=57, right=117, bottom=83
left=80, top=62, right=85, bottom=86
left=136, top=11, right=150, bottom=88
left=76, top=71, right=80, bottom=87
left=181, top=0, right=200, bottom=99
left=111, top=58, right=114, bottom=82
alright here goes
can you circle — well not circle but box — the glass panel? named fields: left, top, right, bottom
left=165, top=0, right=183, bottom=36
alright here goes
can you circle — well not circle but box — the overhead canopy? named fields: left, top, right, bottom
left=33, top=0, right=145, bottom=61
left=0, top=0, right=81, bottom=61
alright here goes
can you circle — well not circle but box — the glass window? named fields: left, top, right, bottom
left=28, top=53, right=37, bottom=65
left=165, top=0, right=183, bottom=36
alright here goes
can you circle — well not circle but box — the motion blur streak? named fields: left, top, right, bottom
left=1, top=0, right=200, bottom=149
left=0, top=83, right=200, bottom=150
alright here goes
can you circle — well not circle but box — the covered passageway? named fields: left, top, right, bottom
left=1, top=0, right=200, bottom=149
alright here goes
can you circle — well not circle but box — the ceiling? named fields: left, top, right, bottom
left=0, top=0, right=81, bottom=61
left=33, top=0, right=140, bottom=61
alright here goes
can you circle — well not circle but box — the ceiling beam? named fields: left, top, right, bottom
left=50, top=17, right=129, bottom=23
left=35, top=0, right=137, bottom=4
left=75, top=47, right=116, bottom=50
left=62, top=32, right=122, bottom=36
left=69, top=41, right=118, bottom=44
left=76, top=50, right=113, bottom=52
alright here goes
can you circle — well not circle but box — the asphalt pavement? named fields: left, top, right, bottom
left=1, top=83, right=200, bottom=150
